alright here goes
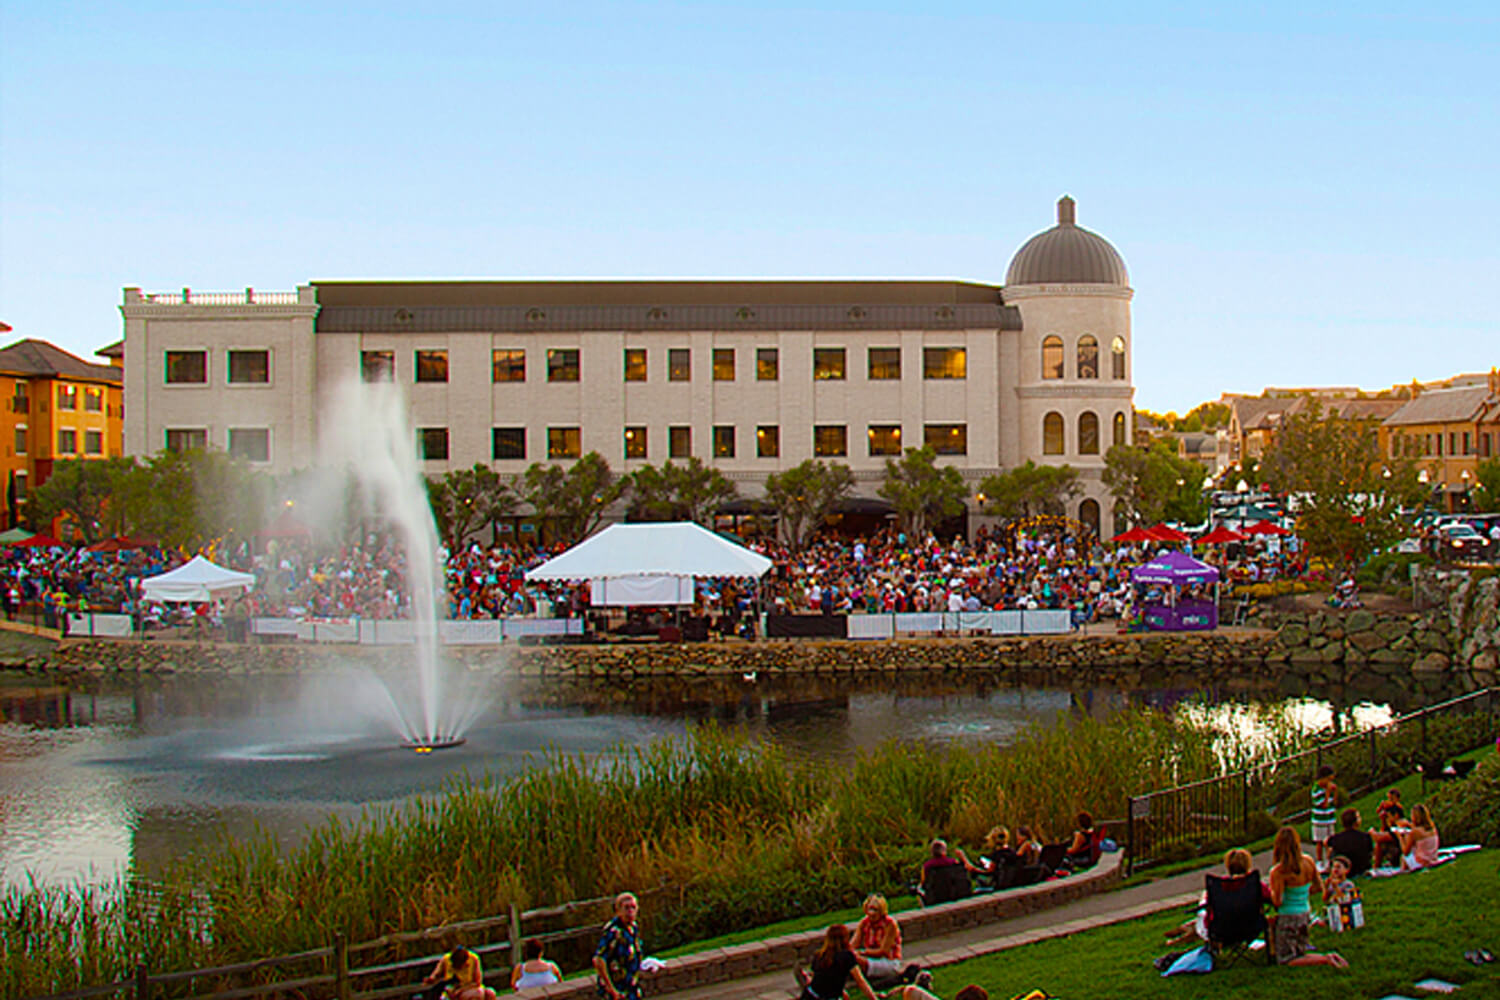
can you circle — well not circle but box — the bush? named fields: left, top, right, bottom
left=1427, top=752, right=1500, bottom=847
left=1356, top=550, right=1433, bottom=588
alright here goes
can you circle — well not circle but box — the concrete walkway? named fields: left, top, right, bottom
left=655, top=852, right=1273, bottom=1000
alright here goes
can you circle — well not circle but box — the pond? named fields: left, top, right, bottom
left=0, top=668, right=1395, bottom=888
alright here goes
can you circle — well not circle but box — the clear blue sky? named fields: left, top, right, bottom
left=2, top=1, right=1496, bottom=412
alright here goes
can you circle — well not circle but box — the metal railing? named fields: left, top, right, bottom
left=139, top=289, right=301, bottom=306
left=1125, top=687, right=1499, bottom=873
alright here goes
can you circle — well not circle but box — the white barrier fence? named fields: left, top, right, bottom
left=249, top=617, right=584, bottom=644
left=65, top=612, right=134, bottom=637
left=845, top=609, right=1072, bottom=640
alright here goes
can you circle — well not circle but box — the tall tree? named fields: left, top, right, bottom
left=627, top=457, right=738, bottom=525
left=764, top=459, right=853, bottom=550
left=1102, top=442, right=1208, bottom=526
left=1260, top=402, right=1426, bottom=572
left=977, top=461, right=1080, bottom=520
left=428, top=464, right=516, bottom=547
left=520, top=452, right=628, bottom=545
left=25, top=458, right=134, bottom=543
left=1474, top=457, right=1500, bottom=514
left=877, top=445, right=967, bottom=539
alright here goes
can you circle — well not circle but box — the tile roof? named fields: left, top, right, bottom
left=1383, top=384, right=1495, bottom=426
left=0, top=339, right=123, bottom=384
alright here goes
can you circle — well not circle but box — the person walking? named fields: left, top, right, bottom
left=593, top=892, right=645, bottom=1000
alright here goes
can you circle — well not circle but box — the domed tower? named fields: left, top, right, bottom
left=1004, top=196, right=1134, bottom=538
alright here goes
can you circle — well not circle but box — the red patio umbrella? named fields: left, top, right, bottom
left=1111, top=526, right=1157, bottom=544
left=1197, top=527, right=1247, bottom=545
left=1242, top=520, right=1292, bottom=537
left=8, top=533, right=65, bottom=548
left=1147, top=524, right=1191, bottom=543
left=85, top=535, right=158, bottom=554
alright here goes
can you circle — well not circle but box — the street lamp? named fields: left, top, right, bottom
left=1236, top=479, right=1249, bottom=494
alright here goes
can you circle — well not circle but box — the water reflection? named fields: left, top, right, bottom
left=0, top=670, right=1398, bottom=889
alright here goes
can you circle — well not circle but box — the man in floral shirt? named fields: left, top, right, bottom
left=592, top=892, right=643, bottom=1000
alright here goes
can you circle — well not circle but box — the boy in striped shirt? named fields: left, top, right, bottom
left=1311, top=764, right=1339, bottom=870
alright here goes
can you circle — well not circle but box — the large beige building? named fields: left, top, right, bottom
left=120, top=197, right=1136, bottom=536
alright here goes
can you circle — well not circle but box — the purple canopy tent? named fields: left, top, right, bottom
left=1130, top=550, right=1220, bottom=631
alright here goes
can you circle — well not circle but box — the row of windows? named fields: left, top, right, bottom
left=163, top=427, right=270, bottom=462
left=1391, top=429, right=1496, bottom=459
left=1041, top=335, right=1127, bottom=381
left=164, top=349, right=271, bottom=385
left=54, top=385, right=107, bottom=412
left=1041, top=411, right=1129, bottom=456
left=417, top=423, right=977, bottom=462
left=362, top=346, right=972, bottom=385
left=12, top=427, right=105, bottom=456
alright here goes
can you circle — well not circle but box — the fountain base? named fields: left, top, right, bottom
left=400, top=736, right=467, bottom=753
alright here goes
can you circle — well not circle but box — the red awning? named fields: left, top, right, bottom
left=1111, top=526, right=1157, bottom=544
left=1147, top=524, right=1191, bottom=543
left=1197, top=527, right=1247, bottom=545
left=1242, top=520, right=1293, bottom=537
left=8, top=533, right=65, bottom=548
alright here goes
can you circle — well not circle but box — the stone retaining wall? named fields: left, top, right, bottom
left=518, top=851, right=1122, bottom=999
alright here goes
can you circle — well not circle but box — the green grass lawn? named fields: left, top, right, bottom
left=928, top=851, right=1499, bottom=1000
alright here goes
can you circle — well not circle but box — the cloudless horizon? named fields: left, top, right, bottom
left=2, top=1, right=1496, bottom=413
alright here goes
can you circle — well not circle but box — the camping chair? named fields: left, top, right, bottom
left=919, top=862, right=972, bottom=906
left=1204, top=871, right=1269, bottom=967
left=1037, top=843, right=1069, bottom=876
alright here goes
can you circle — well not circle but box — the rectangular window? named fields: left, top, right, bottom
left=84, top=430, right=103, bottom=455
left=57, top=385, right=78, bottom=411
left=418, top=427, right=449, bottom=461
left=713, top=348, right=735, bottom=381
left=624, top=426, right=648, bottom=459
left=362, top=350, right=395, bottom=383
left=867, top=424, right=902, bottom=456
left=669, top=425, right=691, bottom=458
left=492, top=349, right=526, bottom=382
left=925, top=423, right=968, bottom=455
left=623, top=348, right=647, bottom=382
left=164, top=350, right=207, bottom=385
left=13, top=472, right=25, bottom=500
left=165, top=428, right=207, bottom=453
left=227, top=350, right=270, bottom=384
left=669, top=348, right=691, bottom=382
left=868, top=348, right=901, bottom=380
left=547, top=349, right=580, bottom=382
left=548, top=427, right=581, bottom=459
left=757, top=348, right=779, bottom=381
left=757, top=425, right=779, bottom=458
left=1463, top=431, right=1471, bottom=454
left=814, top=424, right=848, bottom=457
left=713, top=425, right=735, bottom=458
left=415, top=350, right=449, bottom=383
left=13, top=427, right=25, bottom=455
left=56, top=429, right=77, bottom=454
left=11, top=383, right=27, bottom=414
left=813, top=347, right=846, bottom=381
left=492, top=427, right=527, bottom=460
left=923, top=347, right=966, bottom=380
left=84, top=386, right=105, bottom=411
left=227, top=428, right=270, bottom=463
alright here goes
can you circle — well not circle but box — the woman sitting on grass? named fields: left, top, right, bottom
left=423, top=946, right=498, bottom=1000
left=1268, top=826, right=1348, bottom=968
left=852, top=894, right=912, bottom=987
left=796, top=923, right=878, bottom=1000
left=1399, top=804, right=1441, bottom=870
left=1065, top=812, right=1098, bottom=868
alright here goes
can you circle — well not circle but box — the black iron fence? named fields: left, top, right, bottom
left=1125, top=687, right=1499, bottom=873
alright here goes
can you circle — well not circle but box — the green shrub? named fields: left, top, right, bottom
left=1427, top=753, right=1500, bottom=847
left=1356, top=550, right=1433, bottom=588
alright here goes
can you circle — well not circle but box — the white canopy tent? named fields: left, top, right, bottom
left=525, top=522, right=772, bottom=606
left=140, top=555, right=256, bottom=603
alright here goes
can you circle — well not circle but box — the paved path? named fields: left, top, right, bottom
left=654, top=852, right=1273, bottom=1000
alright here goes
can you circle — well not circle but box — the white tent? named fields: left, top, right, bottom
left=526, top=522, right=772, bottom=606
left=140, top=555, right=256, bottom=603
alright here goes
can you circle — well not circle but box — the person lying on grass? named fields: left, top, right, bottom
left=1268, top=826, right=1348, bottom=968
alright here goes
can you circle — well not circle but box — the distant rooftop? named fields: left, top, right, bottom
left=0, top=339, right=122, bottom=384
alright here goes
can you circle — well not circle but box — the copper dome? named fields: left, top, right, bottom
left=1005, top=196, right=1129, bottom=287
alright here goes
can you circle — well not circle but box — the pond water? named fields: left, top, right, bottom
left=0, top=668, right=1395, bottom=889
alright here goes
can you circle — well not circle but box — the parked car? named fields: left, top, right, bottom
left=1436, top=522, right=1490, bottom=561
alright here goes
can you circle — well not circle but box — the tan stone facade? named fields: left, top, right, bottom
left=120, top=201, right=1137, bottom=536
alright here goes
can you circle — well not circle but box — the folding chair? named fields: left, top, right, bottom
left=919, top=862, right=973, bottom=905
left=1204, top=870, right=1269, bottom=967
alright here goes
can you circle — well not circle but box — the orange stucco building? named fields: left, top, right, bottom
left=0, top=329, right=124, bottom=528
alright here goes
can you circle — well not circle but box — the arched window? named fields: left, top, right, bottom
left=1078, top=411, right=1100, bottom=455
left=1043, top=412, right=1065, bottom=455
left=1111, top=336, right=1126, bottom=380
left=1113, top=501, right=1129, bottom=536
left=1113, top=411, right=1127, bottom=447
left=1077, top=335, right=1098, bottom=379
left=1042, top=336, right=1063, bottom=380
left=1079, top=498, right=1100, bottom=537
